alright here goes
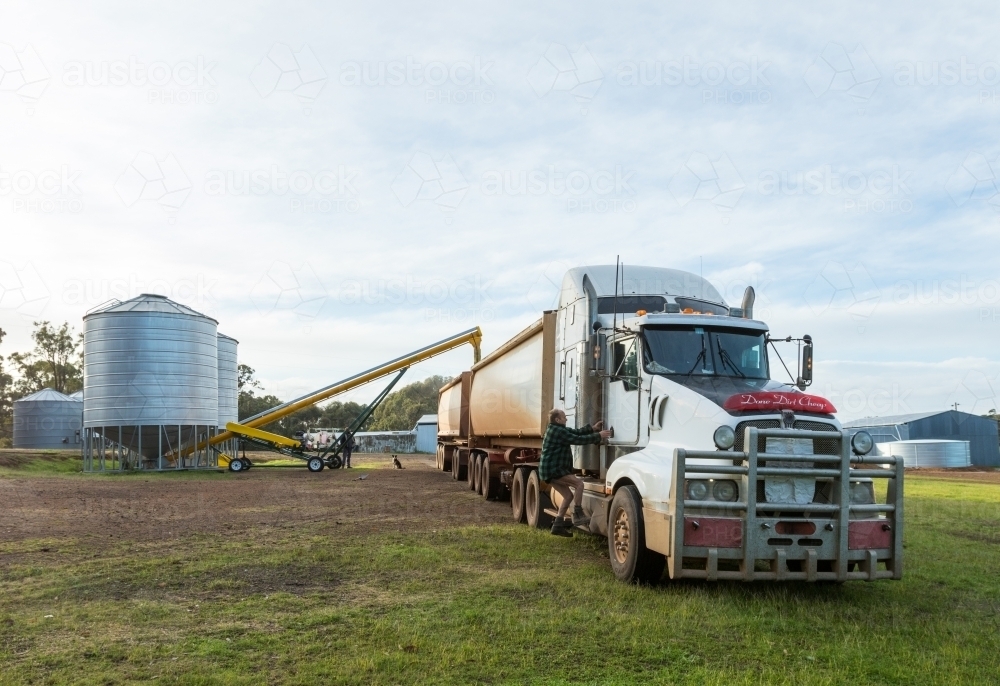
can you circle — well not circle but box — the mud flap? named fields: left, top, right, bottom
left=642, top=507, right=672, bottom=557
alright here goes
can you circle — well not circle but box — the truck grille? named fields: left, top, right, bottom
left=734, top=419, right=839, bottom=454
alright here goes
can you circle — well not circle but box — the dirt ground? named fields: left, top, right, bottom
left=0, top=454, right=510, bottom=548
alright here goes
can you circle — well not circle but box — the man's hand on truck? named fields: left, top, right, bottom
left=591, top=420, right=613, bottom=440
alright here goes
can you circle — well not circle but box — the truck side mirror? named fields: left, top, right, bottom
left=796, top=335, right=813, bottom=390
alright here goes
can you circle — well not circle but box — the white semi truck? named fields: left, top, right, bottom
left=436, top=265, right=902, bottom=584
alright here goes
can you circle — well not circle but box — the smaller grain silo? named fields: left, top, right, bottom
left=216, top=333, right=239, bottom=458
left=13, top=389, right=84, bottom=449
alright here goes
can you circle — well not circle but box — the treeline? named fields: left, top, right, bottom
left=0, top=322, right=84, bottom=447
left=238, top=365, right=448, bottom=437
left=0, top=322, right=450, bottom=446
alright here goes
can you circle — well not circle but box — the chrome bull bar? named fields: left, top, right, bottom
left=655, top=427, right=903, bottom=582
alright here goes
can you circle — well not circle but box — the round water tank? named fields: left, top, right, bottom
left=217, top=333, right=239, bottom=429
left=878, top=439, right=971, bottom=468
left=83, top=294, right=219, bottom=429
left=13, top=388, right=83, bottom=449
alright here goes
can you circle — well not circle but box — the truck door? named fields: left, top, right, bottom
left=607, top=335, right=640, bottom=444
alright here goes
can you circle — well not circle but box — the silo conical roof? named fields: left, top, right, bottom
left=85, top=293, right=218, bottom=323
left=15, top=388, right=77, bottom=403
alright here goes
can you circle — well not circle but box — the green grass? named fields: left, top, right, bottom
left=1, top=479, right=999, bottom=684
left=0, top=451, right=83, bottom=476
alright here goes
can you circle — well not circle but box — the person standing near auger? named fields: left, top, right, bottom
left=539, top=408, right=612, bottom=537
left=342, top=430, right=356, bottom=468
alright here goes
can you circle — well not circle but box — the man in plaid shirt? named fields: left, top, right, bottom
left=540, top=408, right=612, bottom=537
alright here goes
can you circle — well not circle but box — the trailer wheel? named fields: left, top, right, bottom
left=451, top=451, right=464, bottom=481
left=435, top=445, right=443, bottom=470
left=608, top=486, right=665, bottom=584
left=228, top=458, right=245, bottom=473
left=511, top=468, right=528, bottom=523
left=467, top=453, right=477, bottom=491
left=328, top=455, right=343, bottom=470
left=474, top=455, right=485, bottom=495
left=307, top=457, right=325, bottom=473
left=525, top=470, right=553, bottom=529
left=482, top=458, right=501, bottom=500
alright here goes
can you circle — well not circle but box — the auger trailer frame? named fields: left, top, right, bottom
left=208, top=327, right=482, bottom=473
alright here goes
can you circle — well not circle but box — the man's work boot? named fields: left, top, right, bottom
left=572, top=506, right=591, bottom=528
left=550, top=518, right=572, bottom=537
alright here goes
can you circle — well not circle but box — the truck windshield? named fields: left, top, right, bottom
left=642, top=326, right=769, bottom=379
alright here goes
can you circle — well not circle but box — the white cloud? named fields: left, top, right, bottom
left=0, top=2, right=997, bottom=415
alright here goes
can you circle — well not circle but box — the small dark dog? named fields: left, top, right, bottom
left=391, top=455, right=404, bottom=469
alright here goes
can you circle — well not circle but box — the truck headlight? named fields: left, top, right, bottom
left=851, top=430, right=874, bottom=455
left=713, top=425, right=736, bottom=450
left=850, top=481, right=875, bottom=505
left=713, top=479, right=738, bottom=502
left=686, top=480, right=709, bottom=500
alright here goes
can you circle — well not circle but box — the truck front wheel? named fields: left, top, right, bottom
left=608, top=486, right=665, bottom=584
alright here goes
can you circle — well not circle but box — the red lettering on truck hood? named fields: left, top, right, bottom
left=723, top=391, right=836, bottom=414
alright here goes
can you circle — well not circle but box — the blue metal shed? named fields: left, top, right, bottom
left=844, top=410, right=1000, bottom=467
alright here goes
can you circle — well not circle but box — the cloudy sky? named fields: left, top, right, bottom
left=1, top=1, right=998, bottom=420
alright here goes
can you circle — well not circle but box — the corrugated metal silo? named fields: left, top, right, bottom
left=217, top=333, right=239, bottom=428
left=877, top=439, right=971, bottom=468
left=82, top=294, right=219, bottom=471
left=13, top=389, right=83, bottom=449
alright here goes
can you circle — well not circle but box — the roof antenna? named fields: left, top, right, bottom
left=613, top=256, right=620, bottom=333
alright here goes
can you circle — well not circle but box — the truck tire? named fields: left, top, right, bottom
left=435, top=445, right=444, bottom=470
left=482, top=458, right=501, bottom=500
left=443, top=446, right=452, bottom=473
left=472, top=454, right=483, bottom=494
left=525, top=470, right=554, bottom=529
left=511, top=468, right=528, bottom=523
left=467, top=453, right=477, bottom=491
left=454, top=452, right=466, bottom=481
left=608, top=486, right=665, bottom=584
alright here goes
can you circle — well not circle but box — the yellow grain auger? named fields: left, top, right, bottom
left=200, top=327, right=482, bottom=473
